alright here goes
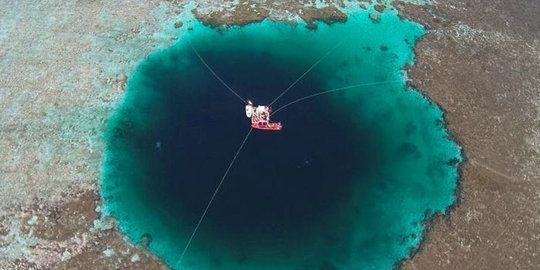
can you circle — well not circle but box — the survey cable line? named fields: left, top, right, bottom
left=269, top=38, right=347, bottom=106
left=271, top=80, right=403, bottom=116
left=177, top=128, right=253, bottom=268
left=189, top=40, right=247, bottom=104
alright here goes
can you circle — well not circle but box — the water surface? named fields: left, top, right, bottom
left=102, top=9, right=461, bottom=270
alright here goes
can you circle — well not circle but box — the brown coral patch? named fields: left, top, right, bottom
left=299, top=6, right=348, bottom=30
left=192, top=4, right=270, bottom=28
left=29, top=191, right=99, bottom=242
left=58, top=230, right=168, bottom=270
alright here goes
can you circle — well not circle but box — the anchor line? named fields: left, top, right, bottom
left=177, top=128, right=253, bottom=267
left=271, top=80, right=403, bottom=116
left=189, top=40, right=247, bottom=104
left=269, top=39, right=347, bottom=106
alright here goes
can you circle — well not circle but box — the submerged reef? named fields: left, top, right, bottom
left=102, top=8, right=461, bottom=270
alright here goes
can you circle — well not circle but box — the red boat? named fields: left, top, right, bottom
left=245, top=100, right=282, bottom=131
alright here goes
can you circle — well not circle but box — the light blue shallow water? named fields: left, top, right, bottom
left=102, top=8, right=461, bottom=270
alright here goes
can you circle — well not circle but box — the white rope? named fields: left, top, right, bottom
left=189, top=40, right=247, bottom=104
left=269, top=39, right=347, bottom=106
left=177, top=128, right=253, bottom=267
left=271, top=80, right=402, bottom=116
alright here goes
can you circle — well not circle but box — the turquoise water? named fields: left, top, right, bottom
left=102, top=9, right=461, bottom=270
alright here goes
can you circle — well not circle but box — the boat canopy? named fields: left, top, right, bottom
left=245, top=100, right=282, bottom=131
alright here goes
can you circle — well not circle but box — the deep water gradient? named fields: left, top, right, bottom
left=102, top=10, right=461, bottom=270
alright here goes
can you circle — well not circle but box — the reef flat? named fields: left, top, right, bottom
left=0, top=0, right=538, bottom=269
